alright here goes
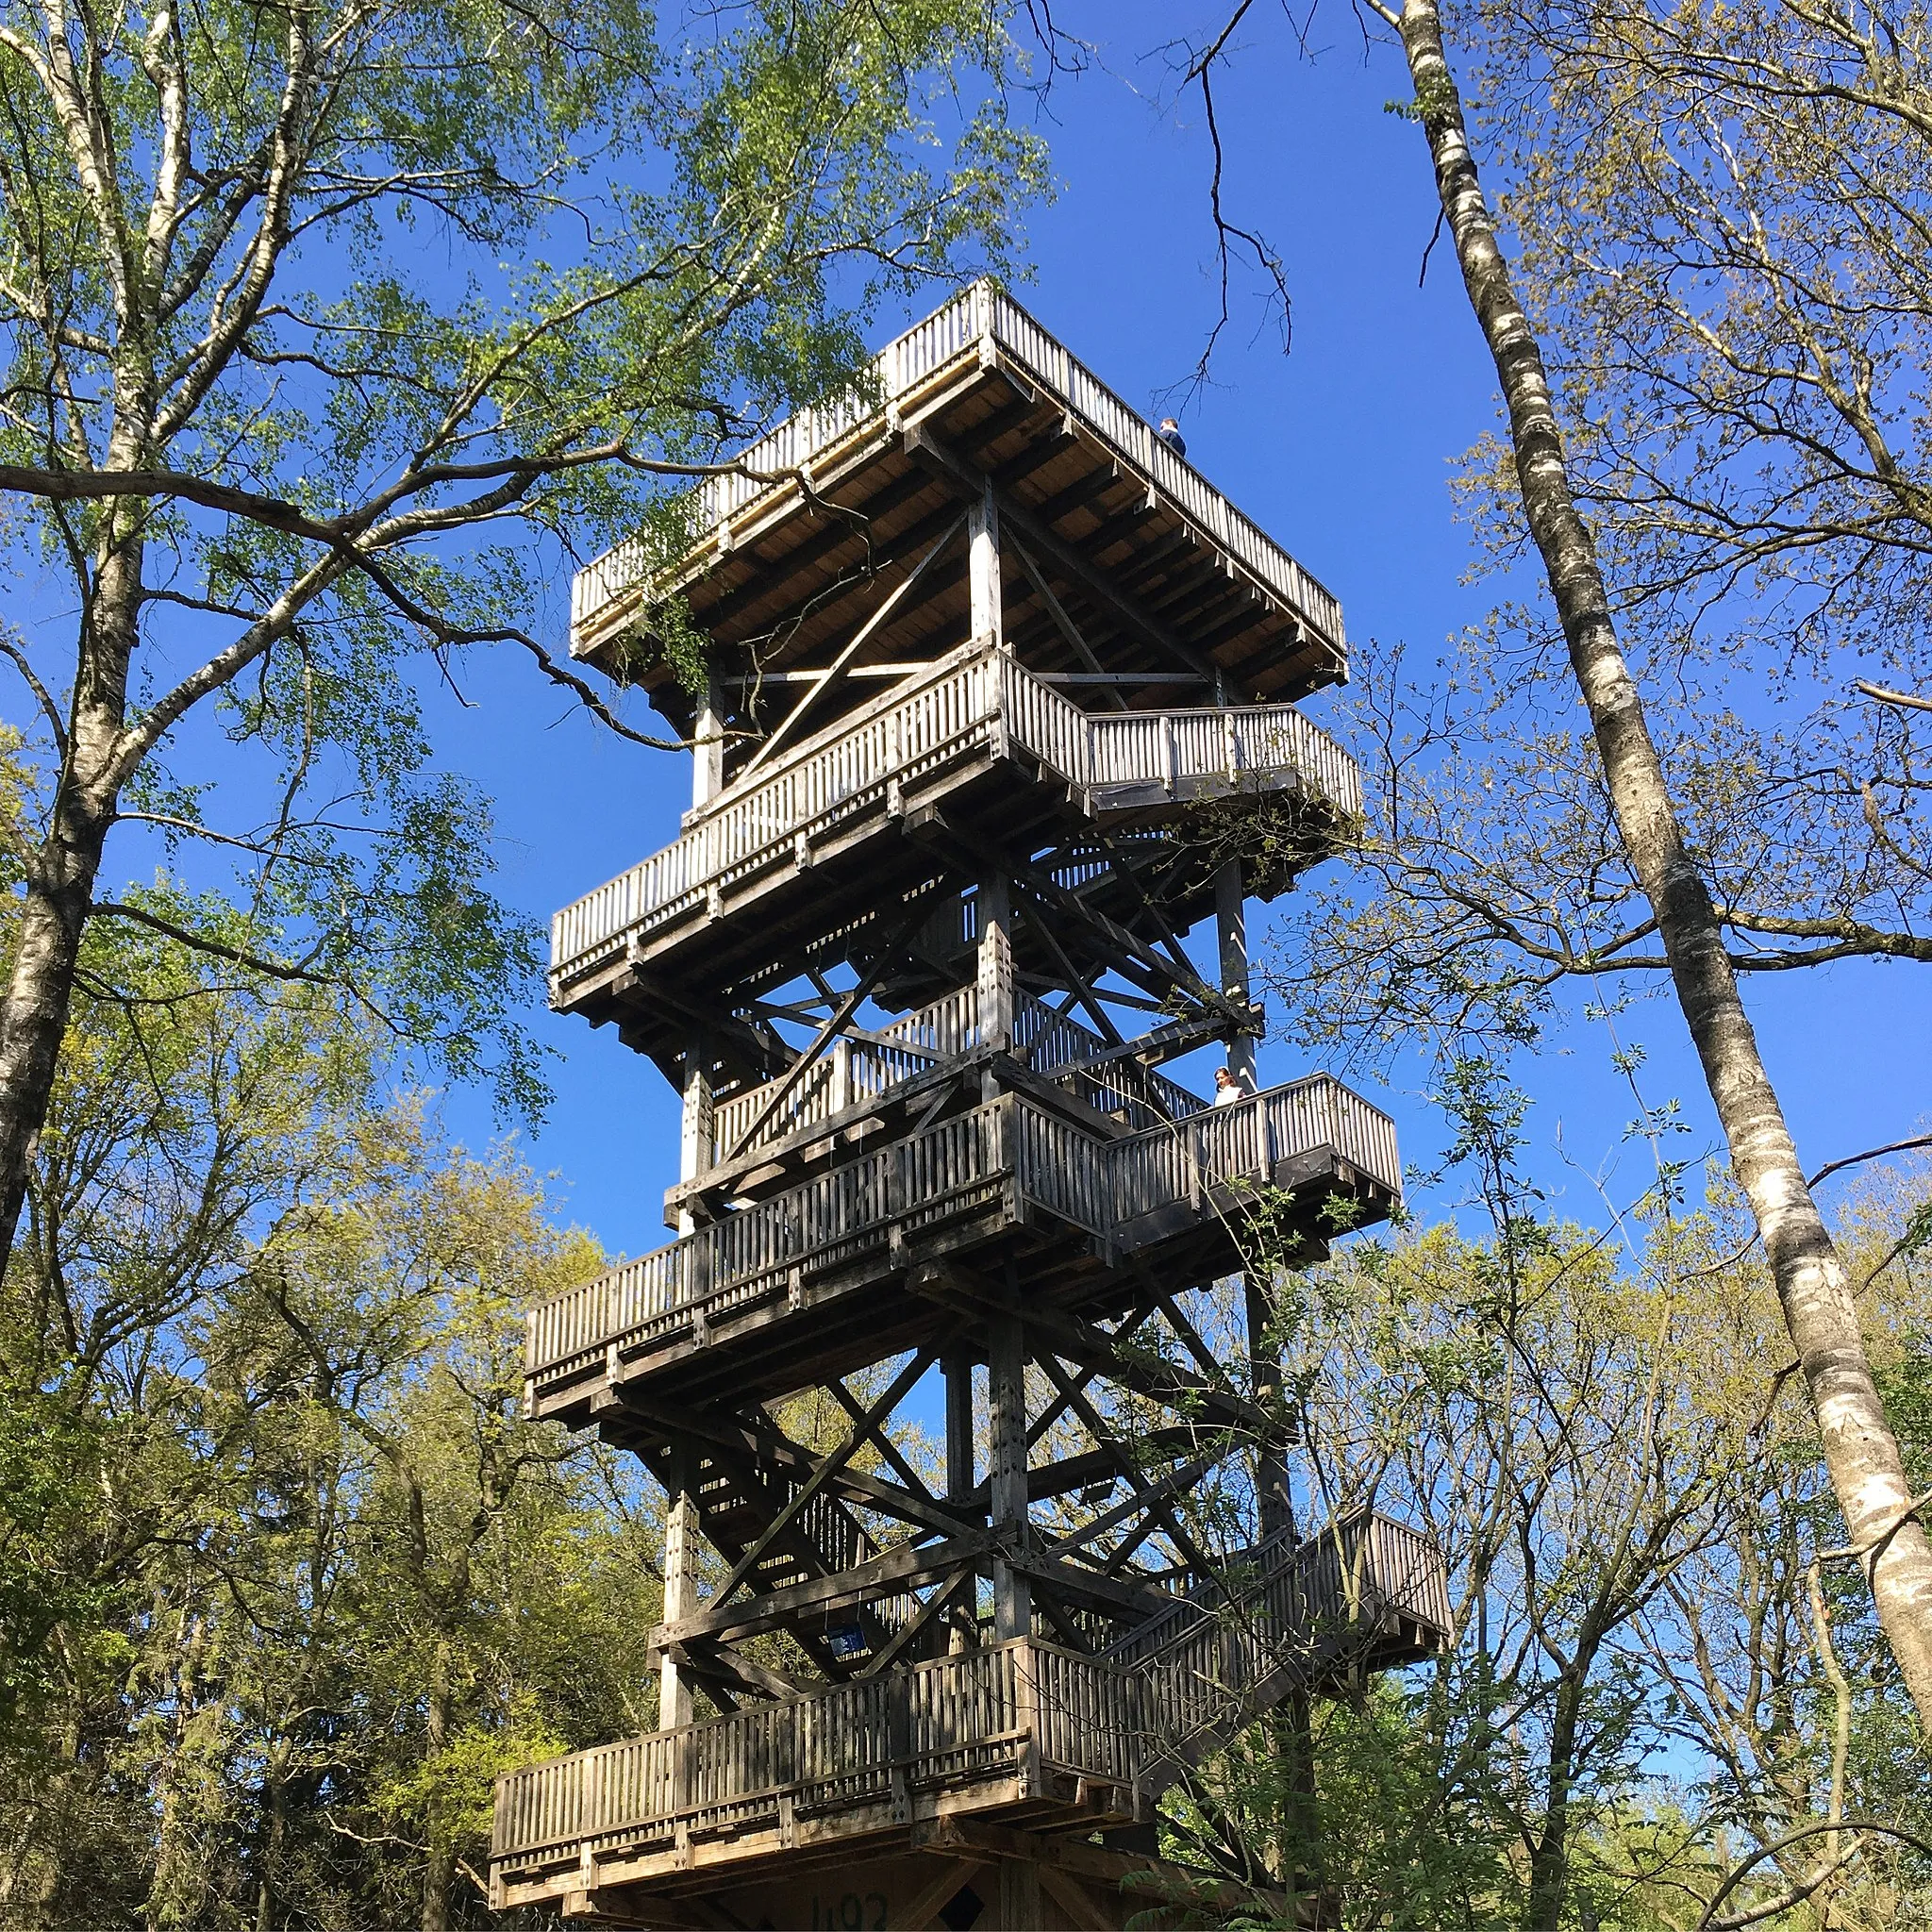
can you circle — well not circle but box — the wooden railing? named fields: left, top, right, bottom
left=525, top=1076, right=1399, bottom=1391
left=708, top=983, right=981, bottom=1162
left=491, top=1512, right=1448, bottom=1867
left=708, top=984, right=1208, bottom=1164
left=571, top=280, right=1344, bottom=658
left=1108, top=1076, right=1403, bottom=1228
left=528, top=1103, right=1011, bottom=1388
left=549, top=644, right=1360, bottom=990
left=1107, top=1513, right=1453, bottom=1670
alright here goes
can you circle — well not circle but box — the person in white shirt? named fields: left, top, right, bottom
left=1211, top=1064, right=1251, bottom=1108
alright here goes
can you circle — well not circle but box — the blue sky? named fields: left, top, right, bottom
left=411, top=3, right=1929, bottom=1261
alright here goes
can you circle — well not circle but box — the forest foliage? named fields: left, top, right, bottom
left=0, top=905, right=669, bottom=1925
left=5, top=0, right=1932, bottom=1924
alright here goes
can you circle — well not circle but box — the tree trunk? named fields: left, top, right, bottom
left=0, top=534, right=139, bottom=1281
left=420, top=1643, right=454, bottom=1932
left=1524, top=1666, right=1584, bottom=1932
left=1393, top=0, right=1932, bottom=1728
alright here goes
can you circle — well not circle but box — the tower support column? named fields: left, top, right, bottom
left=987, top=1314, right=1030, bottom=1642
left=944, top=1347, right=979, bottom=1653
left=968, top=479, right=1002, bottom=649
left=977, top=874, right=1013, bottom=1068
left=676, top=1037, right=712, bottom=1237
left=691, top=675, right=724, bottom=809
left=658, top=1441, right=698, bottom=1731
left=1216, top=860, right=1257, bottom=1089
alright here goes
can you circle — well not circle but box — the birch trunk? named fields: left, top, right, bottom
left=1392, top=0, right=1932, bottom=1728
left=0, top=526, right=141, bottom=1277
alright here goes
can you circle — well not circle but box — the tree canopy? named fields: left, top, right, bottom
left=0, top=0, right=1045, bottom=1276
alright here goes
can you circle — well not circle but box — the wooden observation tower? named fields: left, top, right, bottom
left=491, top=284, right=1451, bottom=1930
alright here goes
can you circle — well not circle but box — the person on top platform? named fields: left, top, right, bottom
left=1212, top=1063, right=1253, bottom=1108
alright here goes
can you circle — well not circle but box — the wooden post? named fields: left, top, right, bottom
left=1215, top=861, right=1256, bottom=1090
left=968, top=478, right=1002, bottom=650
left=1245, top=1275, right=1292, bottom=1545
left=988, top=1315, right=1030, bottom=1643
left=677, top=1039, right=712, bottom=1237
left=997, top=1854, right=1042, bottom=1931
left=944, top=1349, right=976, bottom=1506
left=977, top=874, right=1013, bottom=1084
left=658, top=1441, right=698, bottom=1732
left=691, top=675, right=724, bottom=810
left=945, top=1348, right=979, bottom=1653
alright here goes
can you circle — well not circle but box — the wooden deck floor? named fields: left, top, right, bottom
left=490, top=1513, right=1451, bottom=1919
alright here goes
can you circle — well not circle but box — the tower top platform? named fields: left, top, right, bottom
left=569, top=281, right=1346, bottom=739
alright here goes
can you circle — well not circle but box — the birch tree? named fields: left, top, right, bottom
left=1038, top=0, right=1932, bottom=1725
left=1327, top=0, right=1932, bottom=1734
left=1268, top=0, right=1932, bottom=1058
left=0, top=0, right=1042, bottom=1282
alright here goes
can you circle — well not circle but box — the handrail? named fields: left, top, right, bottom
left=549, top=645, right=1360, bottom=989
left=571, top=280, right=1344, bottom=658
left=708, top=983, right=1209, bottom=1165
left=525, top=1077, right=1399, bottom=1385
left=491, top=1510, right=1448, bottom=1865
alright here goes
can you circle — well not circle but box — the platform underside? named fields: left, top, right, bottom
left=496, top=1783, right=1276, bottom=1928
left=572, top=291, right=1346, bottom=751
left=501, top=1815, right=1307, bottom=1931
left=548, top=648, right=1349, bottom=1079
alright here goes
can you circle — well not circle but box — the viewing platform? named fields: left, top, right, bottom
left=569, top=282, right=1345, bottom=739
left=548, top=642, right=1360, bottom=1055
left=525, top=1076, right=1401, bottom=1424
left=490, top=1514, right=1452, bottom=1922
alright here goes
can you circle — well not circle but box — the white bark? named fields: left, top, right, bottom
left=1393, top=0, right=1932, bottom=1729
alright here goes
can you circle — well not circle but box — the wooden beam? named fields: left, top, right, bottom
left=1038, top=1865, right=1114, bottom=1932
left=903, top=424, right=1221, bottom=683
left=826, top=1373, right=948, bottom=1514
left=1009, top=858, right=1225, bottom=1018
left=1045, top=1450, right=1222, bottom=1558
left=737, top=516, right=963, bottom=782
left=666, top=1641, right=809, bottom=1705
left=909, top=1816, right=1292, bottom=1921
left=1030, top=1350, right=1222, bottom=1588
left=594, top=1388, right=974, bottom=1540
left=857, top=1570, right=969, bottom=1678
left=717, top=663, right=936, bottom=685
left=907, top=1263, right=1274, bottom=1436
left=653, top=1532, right=991, bottom=1649
left=696, top=464, right=932, bottom=634
left=1024, top=450, right=1125, bottom=519
left=901, top=1859, right=989, bottom=1932
left=1008, top=535, right=1127, bottom=711
left=710, top=1350, right=934, bottom=1605
left=717, top=892, right=943, bottom=1164
left=1028, top=671, right=1208, bottom=686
